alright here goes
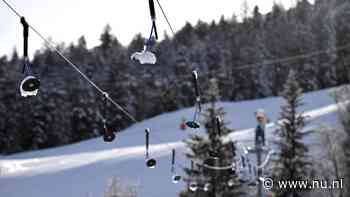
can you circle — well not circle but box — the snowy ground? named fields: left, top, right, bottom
left=0, top=88, right=340, bottom=197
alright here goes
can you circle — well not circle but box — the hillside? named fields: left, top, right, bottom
left=0, top=88, right=339, bottom=197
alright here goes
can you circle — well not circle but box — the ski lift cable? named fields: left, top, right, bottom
left=163, top=43, right=350, bottom=95
left=4, top=0, right=348, bottom=81
left=1, top=0, right=138, bottom=123
left=175, top=43, right=350, bottom=81
left=1, top=0, right=21, bottom=18
left=155, top=0, right=176, bottom=35
left=29, top=25, right=138, bottom=123
left=3, top=0, right=346, bottom=174
left=234, top=43, right=350, bottom=71
left=2, top=0, right=210, bottom=172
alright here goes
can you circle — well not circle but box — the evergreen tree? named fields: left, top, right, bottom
left=250, top=5, right=273, bottom=98
left=272, top=71, right=312, bottom=197
left=100, top=24, right=114, bottom=52
left=68, top=36, right=99, bottom=141
left=312, top=0, right=338, bottom=88
left=291, top=0, right=319, bottom=91
left=265, top=3, right=290, bottom=96
left=335, top=1, right=350, bottom=84
left=180, top=78, right=244, bottom=197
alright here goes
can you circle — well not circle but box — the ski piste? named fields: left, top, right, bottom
left=0, top=93, right=339, bottom=176
left=222, top=100, right=345, bottom=144
left=0, top=88, right=339, bottom=197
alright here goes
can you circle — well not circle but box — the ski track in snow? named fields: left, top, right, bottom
left=0, top=101, right=339, bottom=177
left=0, top=88, right=341, bottom=197
left=0, top=143, right=183, bottom=177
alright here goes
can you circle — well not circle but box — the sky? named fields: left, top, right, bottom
left=0, top=0, right=304, bottom=58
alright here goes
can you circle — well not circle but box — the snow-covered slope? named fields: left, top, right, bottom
left=0, top=88, right=339, bottom=197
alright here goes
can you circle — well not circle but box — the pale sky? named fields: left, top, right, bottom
left=0, top=0, right=304, bottom=58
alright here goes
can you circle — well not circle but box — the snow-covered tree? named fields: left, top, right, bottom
left=272, top=70, right=312, bottom=197
left=335, top=0, right=350, bottom=84
left=318, top=126, right=344, bottom=197
left=180, top=78, right=244, bottom=197
left=312, top=0, right=338, bottom=88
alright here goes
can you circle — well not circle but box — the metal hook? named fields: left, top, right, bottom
left=101, top=92, right=115, bottom=142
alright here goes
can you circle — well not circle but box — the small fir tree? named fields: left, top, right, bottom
left=180, top=78, right=244, bottom=197
left=272, top=71, right=312, bottom=197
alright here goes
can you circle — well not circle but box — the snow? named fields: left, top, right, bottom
left=0, top=88, right=340, bottom=197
